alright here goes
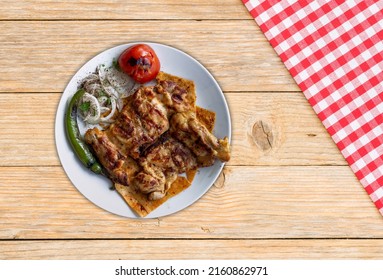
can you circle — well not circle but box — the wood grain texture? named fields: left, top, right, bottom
left=0, top=166, right=381, bottom=240
left=1, top=0, right=382, bottom=260
left=0, top=92, right=345, bottom=167
left=2, top=239, right=383, bottom=259
left=0, top=20, right=299, bottom=93
left=0, top=0, right=249, bottom=20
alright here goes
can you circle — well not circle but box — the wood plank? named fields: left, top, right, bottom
left=226, top=92, right=346, bottom=166
left=0, top=92, right=345, bottom=167
left=2, top=239, right=383, bottom=259
left=0, top=0, right=249, bottom=20
left=0, top=93, right=58, bottom=166
left=0, top=20, right=298, bottom=93
left=0, top=166, right=381, bottom=240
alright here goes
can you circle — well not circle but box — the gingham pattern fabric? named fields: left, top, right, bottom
left=243, top=0, right=383, bottom=215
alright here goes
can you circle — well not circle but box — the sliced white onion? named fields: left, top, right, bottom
left=100, top=97, right=117, bottom=123
left=103, top=85, right=120, bottom=98
left=120, top=83, right=140, bottom=98
left=116, top=97, right=124, bottom=112
left=79, top=64, right=140, bottom=125
left=81, top=73, right=99, bottom=85
left=97, top=95, right=108, bottom=106
left=106, top=67, right=138, bottom=97
left=84, top=83, right=102, bottom=96
left=100, top=106, right=110, bottom=113
left=98, top=65, right=120, bottom=98
left=80, top=93, right=101, bottom=124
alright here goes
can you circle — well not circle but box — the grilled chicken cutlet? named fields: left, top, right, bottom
left=108, top=86, right=169, bottom=159
left=134, top=133, right=198, bottom=200
left=85, top=71, right=230, bottom=201
left=84, top=86, right=169, bottom=186
left=84, top=127, right=140, bottom=186
left=155, top=71, right=196, bottom=115
left=85, top=73, right=198, bottom=198
left=170, top=112, right=230, bottom=167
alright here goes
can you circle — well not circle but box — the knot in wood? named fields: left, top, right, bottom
left=252, top=120, right=274, bottom=151
left=213, top=170, right=226, bottom=189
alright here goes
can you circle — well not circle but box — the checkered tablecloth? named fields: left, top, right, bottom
left=242, top=0, right=383, bottom=215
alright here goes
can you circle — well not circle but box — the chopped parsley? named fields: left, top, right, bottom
left=79, top=101, right=91, bottom=112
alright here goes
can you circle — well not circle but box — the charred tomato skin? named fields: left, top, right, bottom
left=118, top=44, right=161, bottom=83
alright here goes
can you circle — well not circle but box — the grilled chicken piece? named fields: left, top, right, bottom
left=155, top=71, right=196, bottom=115
left=133, top=166, right=177, bottom=200
left=133, top=134, right=198, bottom=200
left=85, top=86, right=173, bottom=199
left=84, top=127, right=139, bottom=186
left=85, top=128, right=185, bottom=200
left=84, top=72, right=230, bottom=201
left=142, top=133, right=198, bottom=173
left=87, top=86, right=169, bottom=160
left=170, top=112, right=230, bottom=166
left=84, top=81, right=197, bottom=200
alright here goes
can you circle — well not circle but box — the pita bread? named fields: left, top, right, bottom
left=196, top=106, right=216, bottom=132
left=115, top=176, right=191, bottom=217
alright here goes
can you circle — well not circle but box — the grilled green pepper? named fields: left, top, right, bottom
left=65, top=89, right=103, bottom=174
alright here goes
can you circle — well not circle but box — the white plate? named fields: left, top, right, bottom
left=55, top=42, right=231, bottom=218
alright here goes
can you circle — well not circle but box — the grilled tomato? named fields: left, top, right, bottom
left=118, top=44, right=160, bottom=83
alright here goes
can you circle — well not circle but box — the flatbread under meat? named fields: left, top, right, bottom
left=115, top=176, right=191, bottom=217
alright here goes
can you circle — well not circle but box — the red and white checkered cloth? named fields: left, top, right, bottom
left=243, top=0, right=383, bottom=215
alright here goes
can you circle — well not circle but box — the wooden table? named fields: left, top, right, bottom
left=1, top=0, right=383, bottom=260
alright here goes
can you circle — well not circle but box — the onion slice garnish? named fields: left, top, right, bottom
left=100, top=97, right=117, bottom=123
left=77, top=63, right=139, bottom=126
left=97, top=65, right=120, bottom=98
left=79, top=92, right=101, bottom=124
